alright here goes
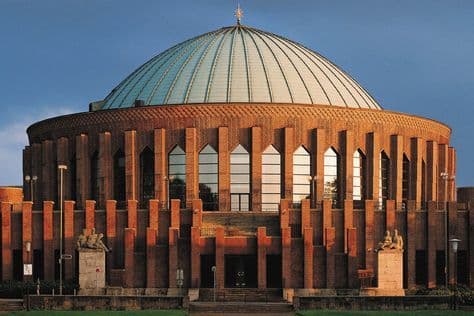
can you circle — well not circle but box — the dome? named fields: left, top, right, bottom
left=99, top=25, right=381, bottom=110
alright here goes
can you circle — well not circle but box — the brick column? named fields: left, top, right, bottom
left=367, top=133, right=380, bottom=202
left=43, top=201, right=54, bottom=281
left=106, top=200, right=117, bottom=273
left=149, top=199, right=159, bottom=230
left=85, top=200, right=95, bottom=230
left=427, top=201, right=437, bottom=288
left=98, top=132, right=112, bottom=208
left=426, top=141, right=438, bottom=202
left=170, top=199, right=180, bottom=229
left=56, top=137, right=70, bottom=200
left=390, top=135, right=403, bottom=208
left=41, top=140, right=54, bottom=202
left=146, top=227, right=157, bottom=288
left=64, top=201, right=75, bottom=280
left=411, top=138, right=423, bottom=209
left=192, top=199, right=202, bottom=227
left=313, top=128, right=326, bottom=202
left=343, top=199, right=353, bottom=253
left=215, top=226, right=225, bottom=289
left=125, top=130, right=138, bottom=201
left=191, top=227, right=201, bottom=288
left=168, top=228, right=179, bottom=288
left=185, top=128, right=198, bottom=208
left=154, top=129, right=167, bottom=203
left=406, top=200, right=416, bottom=288
left=448, top=201, right=458, bottom=285
left=386, top=200, right=395, bottom=232
left=322, top=199, right=332, bottom=245
left=283, top=127, right=294, bottom=200
left=303, top=227, right=313, bottom=289
left=279, top=199, right=290, bottom=229
left=218, top=127, right=230, bottom=211
left=1, top=203, right=12, bottom=280
left=347, top=227, right=358, bottom=288
left=447, top=148, right=456, bottom=202
left=22, top=202, right=33, bottom=281
left=76, top=134, right=89, bottom=209
left=251, top=127, right=262, bottom=211
left=127, top=200, right=138, bottom=230
left=23, top=146, right=32, bottom=202
left=438, top=144, right=448, bottom=207
left=301, top=199, right=311, bottom=235
left=124, top=228, right=135, bottom=287
left=31, top=143, right=42, bottom=209
left=469, top=205, right=474, bottom=289
left=325, top=227, right=336, bottom=288
left=342, top=130, right=354, bottom=201
left=281, top=227, right=292, bottom=288
left=365, top=200, right=375, bottom=271
left=257, top=227, right=267, bottom=288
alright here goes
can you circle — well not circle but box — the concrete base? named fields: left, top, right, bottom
left=188, top=288, right=200, bottom=301
left=359, top=287, right=405, bottom=296
left=78, top=250, right=106, bottom=290
left=283, top=288, right=294, bottom=303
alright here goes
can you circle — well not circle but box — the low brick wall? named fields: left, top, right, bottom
left=294, top=295, right=453, bottom=311
left=28, top=295, right=183, bottom=311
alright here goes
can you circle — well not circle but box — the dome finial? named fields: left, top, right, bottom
left=235, top=3, right=243, bottom=25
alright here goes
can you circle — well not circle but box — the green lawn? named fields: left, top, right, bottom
left=8, top=311, right=185, bottom=316
left=297, top=311, right=473, bottom=316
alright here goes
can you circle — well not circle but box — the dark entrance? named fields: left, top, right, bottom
left=200, top=254, right=215, bottom=288
left=225, top=255, right=257, bottom=288
left=266, top=255, right=282, bottom=288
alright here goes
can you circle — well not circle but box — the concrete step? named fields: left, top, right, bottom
left=198, top=288, right=284, bottom=302
left=0, top=299, right=23, bottom=311
left=189, top=301, right=293, bottom=313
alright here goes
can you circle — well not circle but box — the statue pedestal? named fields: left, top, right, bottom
left=78, top=250, right=106, bottom=291
left=360, top=249, right=405, bottom=296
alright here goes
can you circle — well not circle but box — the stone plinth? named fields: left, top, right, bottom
left=78, top=250, right=106, bottom=290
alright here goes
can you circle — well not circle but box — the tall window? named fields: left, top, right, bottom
left=168, top=146, right=186, bottom=207
left=230, top=144, right=250, bottom=211
left=293, top=146, right=311, bottom=206
left=402, top=155, right=410, bottom=203
left=199, top=145, right=218, bottom=211
left=113, top=150, right=126, bottom=202
left=353, top=150, right=366, bottom=202
left=324, top=147, right=340, bottom=207
left=262, top=145, right=281, bottom=212
left=379, top=151, right=390, bottom=210
left=140, top=147, right=154, bottom=204
left=90, top=151, right=99, bottom=201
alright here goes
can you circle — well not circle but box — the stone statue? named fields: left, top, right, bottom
left=76, top=227, right=110, bottom=252
left=377, top=230, right=392, bottom=250
left=376, top=229, right=404, bottom=251
left=391, top=229, right=404, bottom=250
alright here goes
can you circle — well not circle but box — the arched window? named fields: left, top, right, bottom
left=262, top=145, right=281, bottom=212
left=70, top=155, right=76, bottom=201
left=230, top=144, right=250, bottom=211
left=113, top=149, right=126, bottom=202
left=293, top=146, right=311, bottom=206
left=353, top=150, right=366, bottom=203
left=168, top=146, right=186, bottom=207
left=199, top=145, right=218, bottom=211
left=90, top=151, right=99, bottom=201
left=140, top=147, right=154, bottom=204
left=379, top=151, right=390, bottom=210
left=324, top=147, right=340, bottom=207
left=402, top=154, right=410, bottom=203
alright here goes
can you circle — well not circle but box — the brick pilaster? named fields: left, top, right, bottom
left=106, top=200, right=117, bottom=273
left=192, top=199, right=202, bottom=227
left=23, top=146, right=32, bottom=203
left=146, top=227, right=157, bottom=288
left=438, top=144, right=448, bottom=207
left=43, top=201, right=54, bottom=281
left=85, top=200, right=95, bottom=230
left=56, top=137, right=70, bottom=200
left=98, top=132, right=112, bottom=208
left=322, top=199, right=332, bottom=245
left=218, top=127, right=230, bottom=211
left=325, top=227, right=336, bottom=288
left=347, top=227, right=358, bottom=288
left=251, top=127, right=262, bottom=211
left=149, top=199, right=159, bottom=230
left=41, top=140, right=54, bottom=202
left=343, top=199, right=353, bottom=253
left=215, top=226, right=225, bottom=289
left=282, top=227, right=292, bottom=288
left=279, top=199, right=290, bottom=229
left=301, top=199, right=311, bottom=235
left=304, top=227, right=313, bottom=289
left=257, top=227, right=267, bottom=288
left=22, top=202, right=33, bottom=282
left=447, top=148, right=456, bottom=202
left=283, top=127, right=294, bottom=200
left=64, top=200, right=75, bottom=280
left=170, top=199, right=180, bottom=229
left=367, top=132, right=380, bottom=202
left=31, top=143, right=42, bottom=209
left=1, top=202, right=12, bottom=280
left=191, top=226, right=201, bottom=288
left=406, top=200, right=416, bottom=288
left=313, top=128, right=325, bottom=203
left=124, top=228, right=135, bottom=287
left=168, top=228, right=179, bottom=288
left=365, top=200, right=375, bottom=271
left=125, top=130, right=138, bottom=201
left=411, top=138, right=423, bottom=209
left=154, top=129, right=167, bottom=203
left=427, top=201, right=437, bottom=288
left=76, top=134, right=89, bottom=209
left=127, top=200, right=138, bottom=230
left=386, top=200, right=395, bottom=232
left=426, top=141, right=438, bottom=202
left=342, top=130, right=354, bottom=201
left=185, top=128, right=198, bottom=208
left=448, top=201, right=458, bottom=285
left=390, top=135, right=403, bottom=208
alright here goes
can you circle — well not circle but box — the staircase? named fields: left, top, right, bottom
left=189, top=301, right=293, bottom=314
left=0, top=299, right=23, bottom=312
left=198, top=288, right=284, bottom=302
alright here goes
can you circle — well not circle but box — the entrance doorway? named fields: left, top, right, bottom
left=200, top=255, right=215, bottom=288
left=266, top=255, right=282, bottom=288
left=225, top=255, right=257, bottom=288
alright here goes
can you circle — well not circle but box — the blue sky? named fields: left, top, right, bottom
left=0, top=0, right=473, bottom=187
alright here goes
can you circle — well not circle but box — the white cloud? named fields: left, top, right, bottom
left=0, top=107, right=75, bottom=186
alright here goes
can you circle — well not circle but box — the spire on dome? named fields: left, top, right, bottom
left=235, top=3, right=243, bottom=25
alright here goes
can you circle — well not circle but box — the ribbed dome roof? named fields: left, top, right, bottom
left=99, top=25, right=381, bottom=110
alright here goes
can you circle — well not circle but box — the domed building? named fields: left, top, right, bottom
left=2, top=21, right=472, bottom=294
